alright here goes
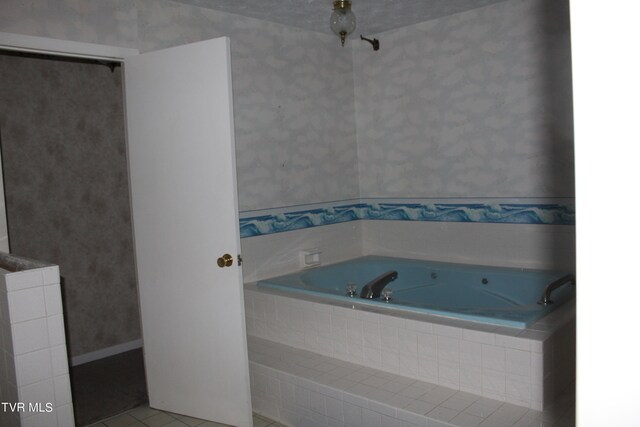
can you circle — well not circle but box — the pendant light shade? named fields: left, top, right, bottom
left=330, top=0, right=356, bottom=46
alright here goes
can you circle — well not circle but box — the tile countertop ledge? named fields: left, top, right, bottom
left=0, top=252, right=55, bottom=272
left=244, top=281, right=577, bottom=341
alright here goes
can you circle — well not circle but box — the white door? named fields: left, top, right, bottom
left=123, top=37, right=252, bottom=427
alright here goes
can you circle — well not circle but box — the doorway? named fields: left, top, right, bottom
left=0, top=51, right=146, bottom=425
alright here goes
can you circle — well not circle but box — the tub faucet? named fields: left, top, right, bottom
left=537, top=273, right=575, bottom=305
left=360, top=270, right=398, bottom=299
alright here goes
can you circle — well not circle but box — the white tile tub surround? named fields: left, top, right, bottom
left=361, top=221, right=576, bottom=273
left=248, top=337, right=575, bottom=427
left=240, top=221, right=363, bottom=283
left=244, top=285, right=575, bottom=411
left=0, top=262, right=75, bottom=427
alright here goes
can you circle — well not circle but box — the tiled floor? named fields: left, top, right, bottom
left=88, top=405, right=284, bottom=427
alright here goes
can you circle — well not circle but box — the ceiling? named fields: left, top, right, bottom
left=170, top=0, right=510, bottom=36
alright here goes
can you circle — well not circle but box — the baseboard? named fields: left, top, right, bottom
left=71, top=339, right=143, bottom=366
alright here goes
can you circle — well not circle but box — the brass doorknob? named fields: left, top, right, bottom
left=217, top=254, right=233, bottom=268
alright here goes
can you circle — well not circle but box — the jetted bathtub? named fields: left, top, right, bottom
left=257, top=255, right=575, bottom=328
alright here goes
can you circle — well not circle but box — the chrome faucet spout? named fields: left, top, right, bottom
left=360, top=270, right=398, bottom=299
left=537, top=274, right=575, bottom=305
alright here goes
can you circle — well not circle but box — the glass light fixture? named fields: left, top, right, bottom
left=330, top=0, right=356, bottom=47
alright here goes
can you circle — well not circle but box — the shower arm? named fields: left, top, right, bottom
left=360, top=35, right=380, bottom=51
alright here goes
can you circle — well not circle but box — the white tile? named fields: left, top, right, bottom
left=362, top=408, right=382, bottom=427
left=397, top=408, right=427, bottom=425
left=450, top=411, right=484, bottom=427
left=380, top=315, right=405, bottom=329
left=17, top=378, right=55, bottom=407
left=381, top=349, right=400, bottom=373
left=368, top=395, right=397, bottom=417
left=380, top=326, right=399, bottom=351
left=343, top=402, right=362, bottom=427
left=440, top=392, right=478, bottom=412
left=491, top=402, right=529, bottom=424
left=317, top=335, right=333, bottom=355
left=398, top=353, right=418, bottom=377
left=41, top=267, right=60, bottom=286
left=481, top=368, right=506, bottom=398
left=346, top=318, right=364, bottom=335
left=345, top=385, right=376, bottom=405
left=325, top=396, right=343, bottom=421
left=398, top=383, right=429, bottom=400
left=53, top=375, right=72, bottom=406
left=20, top=411, right=55, bottom=427
left=11, top=318, right=49, bottom=355
left=346, top=346, right=365, bottom=366
left=464, top=399, right=502, bottom=418
left=344, top=371, right=368, bottom=383
left=361, top=375, right=388, bottom=388
left=417, top=333, right=437, bottom=359
left=462, top=329, right=495, bottom=345
left=437, top=360, right=460, bottom=389
left=404, top=399, right=435, bottom=416
left=481, top=345, right=505, bottom=372
left=405, top=319, right=432, bottom=334
left=419, top=386, right=456, bottom=406
left=1, top=290, right=11, bottom=325
left=309, top=390, right=326, bottom=415
left=363, top=347, right=382, bottom=368
left=531, top=353, right=544, bottom=385
left=387, top=394, right=415, bottom=410
left=330, top=315, right=348, bottom=340
left=459, top=340, right=482, bottom=367
left=363, top=331, right=382, bottom=349
left=332, top=339, right=348, bottom=359
left=8, top=287, right=46, bottom=323
left=43, top=286, right=63, bottom=317
left=505, top=348, right=531, bottom=377
left=398, top=329, right=418, bottom=355
left=46, top=315, right=66, bottom=347
left=432, top=324, right=462, bottom=339
left=49, top=345, right=69, bottom=377
left=356, top=310, right=380, bottom=324
left=426, top=405, right=459, bottom=423
left=15, top=349, right=52, bottom=387
left=495, top=334, right=530, bottom=352
left=380, top=414, right=402, bottom=427
left=379, top=379, right=409, bottom=394
left=4, top=270, right=44, bottom=292
left=459, top=364, right=482, bottom=395
left=333, top=306, right=357, bottom=319
left=417, top=356, right=438, bottom=382
left=437, top=336, right=459, bottom=362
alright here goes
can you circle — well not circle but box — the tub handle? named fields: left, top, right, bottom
left=537, top=274, right=575, bottom=305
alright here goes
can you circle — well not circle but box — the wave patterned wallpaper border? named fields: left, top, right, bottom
left=239, top=199, right=575, bottom=238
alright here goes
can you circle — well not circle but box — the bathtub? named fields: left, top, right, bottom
left=257, top=255, right=574, bottom=328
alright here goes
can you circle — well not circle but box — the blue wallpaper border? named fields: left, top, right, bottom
left=239, top=200, right=575, bottom=238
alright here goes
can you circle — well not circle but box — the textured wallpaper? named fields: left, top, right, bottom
left=0, top=0, right=574, bottom=206
left=0, top=53, right=140, bottom=357
left=0, top=0, right=138, bottom=48
left=1, top=0, right=360, bottom=212
left=136, top=0, right=359, bottom=212
left=353, top=0, right=574, bottom=199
